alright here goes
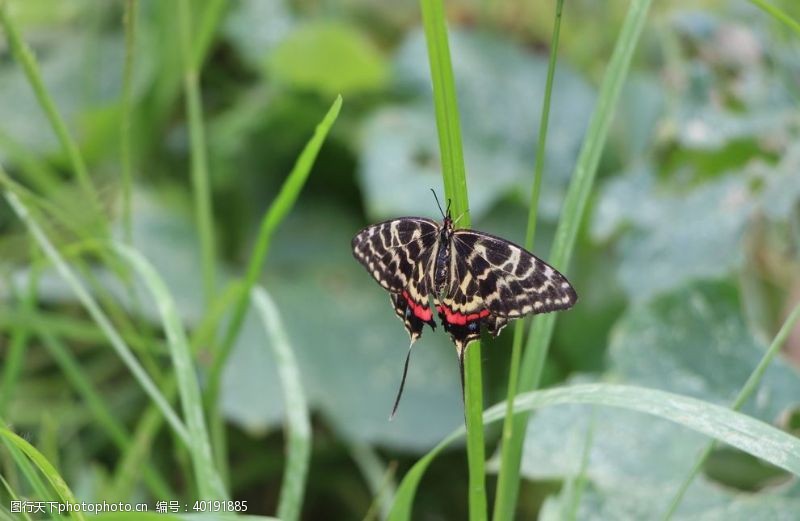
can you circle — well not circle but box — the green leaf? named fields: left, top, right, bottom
left=608, top=281, right=800, bottom=422
left=388, top=383, right=800, bottom=519
left=594, top=143, right=800, bottom=302
left=266, top=22, right=387, bottom=96
left=594, top=168, right=755, bottom=302
left=516, top=281, right=800, bottom=518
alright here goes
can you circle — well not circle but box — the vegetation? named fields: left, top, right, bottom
left=1, top=1, right=799, bottom=519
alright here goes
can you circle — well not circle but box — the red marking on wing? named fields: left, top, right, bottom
left=436, top=304, right=489, bottom=325
left=402, top=290, right=433, bottom=322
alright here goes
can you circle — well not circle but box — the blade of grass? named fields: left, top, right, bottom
left=37, top=329, right=173, bottom=499
left=251, top=287, right=311, bottom=521
left=0, top=169, right=169, bottom=383
left=1, top=438, right=66, bottom=521
left=120, top=0, right=138, bottom=245
left=418, top=0, right=486, bottom=519
left=0, top=427, right=85, bottom=521
left=0, top=3, right=101, bottom=218
left=113, top=242, right=227, bottom=501
left=387, top=382, right=800, bottom=520
left=0, top=129, right=61, bottom=196
left=207, top=95, right=342, bottom=480
left=0, top=308, right=169, bottom=355
left=177, top=0, right=217, bottom=305
left=351, top=443, right=397, bottom=521
left=192, top=0, right=228, bottom=69
left=749, top=0, right=800, bottom=35
left=0, top=472, right=34, bottom=521
left=494, top=1, right=653, bottom=517
left=110, top=281, right=242, bottom=498
left=493, top=1, right=564, bottom=518
left=661, top=298, right=800, bottom=519
left=563, top=408, right=594, bottom=521
left=0, top=243, right=39, bottom=416
left=2, top=188, right=190, bottom=445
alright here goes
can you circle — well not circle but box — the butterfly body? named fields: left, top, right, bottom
left=352, top=211, right=577, bottom=416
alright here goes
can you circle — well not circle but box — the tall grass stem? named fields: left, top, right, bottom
left=418, top=0, right=486, bottom=518
left=496, top=1, right=653, bottom=514
left=493, top=1, right=564, bottom=518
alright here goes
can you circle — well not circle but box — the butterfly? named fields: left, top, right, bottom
left=351, top=194, right=577, bottom=417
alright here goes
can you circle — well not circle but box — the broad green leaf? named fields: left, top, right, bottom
left=609, top=281, right=800, bottom=422
left=266, top=22, right=387, bottom=96
left=592, top=159, right=800, bottom=302
left=516, top=281, right=800, bottom=518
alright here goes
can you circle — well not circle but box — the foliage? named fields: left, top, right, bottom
left=1, top=0, right=800, bottom=519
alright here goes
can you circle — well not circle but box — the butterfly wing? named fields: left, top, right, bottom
left=436, top=229, right=577, bottom=351
left=352, top=217, right=440, bottom=342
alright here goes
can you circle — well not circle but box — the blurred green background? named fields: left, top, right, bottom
left=1, top=0, right=800, bottom=519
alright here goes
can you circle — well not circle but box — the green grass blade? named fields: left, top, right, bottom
left=2, top=189, right=190, bottom=445
left=251, top=287, right=311, bottom=521
left=0, top=3, right=100, bottom=216
left=120, top=0, right=138, bottom=245
left=0, top=427, right=86, bottom=521
left=212, top=95, right=342, bottom=392
left=350, top=442, right=396, bottom=521
left=113, top=242, right=228, bottom=501
left=192, top=0, right=228, bottom=69
left=0, top=129, right=61, bottom=196
left=418, top=0, right=485, bottom=519
left=493, top=1, right=564, bottom=518
left=2, top=439, right=66, bottom=521
left=177, top=0, right=218, bottom=305
left=207, top=95, right=341, bottom=480
left=388, top=383, right=800, bottom=520
left=496, top=0, right=653, bottom=515
left=661, top=299, right=800, bottom=519
left=0, top=471, right=34, bottom=521
left=749, top=0, right=800, bottom=35
left=37, top=329, right=173, bottom=499
left=563, top=408, right=594, bottom=520
left=0, top=251, right=38, bottom=416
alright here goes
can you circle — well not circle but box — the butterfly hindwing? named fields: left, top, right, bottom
left=351, top=218, right=439, bottom=342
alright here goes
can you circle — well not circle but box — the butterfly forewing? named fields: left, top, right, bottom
left=433, top=230, right=577, bottom=350
left=351, top=218, right=439, bottom=341
left=452, top=230, right=576, bottom=314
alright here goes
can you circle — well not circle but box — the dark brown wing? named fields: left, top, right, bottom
left=352, top=217, right=439, bottom=342
left=436, top=229, right=577, bottom=352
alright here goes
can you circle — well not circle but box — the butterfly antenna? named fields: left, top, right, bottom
left=430, top=189, right=447, bottom=219
left=389, top=343, right=414, bottom=420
